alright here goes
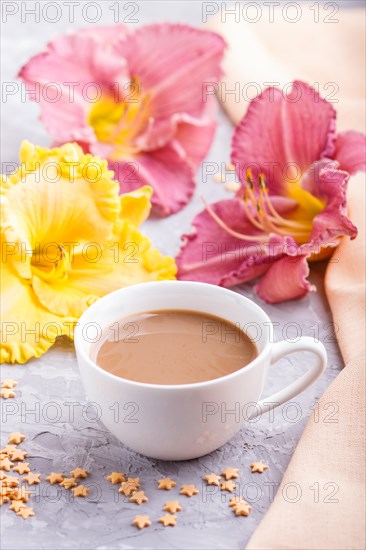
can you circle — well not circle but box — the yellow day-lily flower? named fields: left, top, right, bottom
left=1, top=141, right=176, bottom=364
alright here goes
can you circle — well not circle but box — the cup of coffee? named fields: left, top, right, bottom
left=74, top=281, right=327, bottom=460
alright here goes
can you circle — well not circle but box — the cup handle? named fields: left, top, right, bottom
left=253, top=337, right=327, bottom=418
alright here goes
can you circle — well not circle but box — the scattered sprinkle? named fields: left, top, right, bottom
left=204, top=472, right=221, bottom=486
left=106, top=472, right=126, bottom=484
left=163, top=500, right=182, bottom=514
left=251, top=461, right=269, bottom=473
left=130, top=491, right=148, bottom=505
left=159, top=513, right=177, bottom=527
left=220, top=480, right=236, bottom=492
left=180, top=484, right=198, bottom=497
left=132, top=515, right=151, bottom=529
left=158, top=477, right=176, bottom=490
left=72, top=484, right=89, bottom=497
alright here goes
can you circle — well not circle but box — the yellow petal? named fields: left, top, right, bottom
left=30, top=222, right=176, bottom=316
left=2, top=141, right=120, bottom=249
left=119, top=186, right=153, bottom=227
left=0, top=260, right=74, bottom=364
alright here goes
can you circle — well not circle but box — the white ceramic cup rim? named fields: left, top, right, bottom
left=74, top=281, right=274, bottom=391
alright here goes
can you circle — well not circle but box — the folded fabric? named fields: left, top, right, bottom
left=208, top=7, right=365, bottom=132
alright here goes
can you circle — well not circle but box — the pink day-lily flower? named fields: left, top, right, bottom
left=18, top=24, right=225, bottom=216
left=177, top=81, right=365, bottom=303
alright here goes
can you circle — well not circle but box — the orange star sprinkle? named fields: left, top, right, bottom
left=251, top=461, right=269, bottom=473
left=1, top=445, right=17, bottom=455
left=106, top=472, right=126, bottom=484
left=70, top=467, right=89, bottom=479
left=204, top=473, right=221, bottom=486
left=8, top=500, right=26, bottom=512
left=220, top=480, right=236, bottom=492
left=45, top=472, right=64, bottom=484
left=221, top=467, right=239, bottom=480
left=0, top=457, right=14, bottom=471
left=229, top=496, right=247, bottom=508
left=1, top=380, right=18, bottom=389
left=72, top=484, right=89, bottom=497
left=10, top=449, right=27, bottom=462
left=180, top=484, right=198, bottom=497
left=159, top=514, right=177, bottom=527
left=163, top=501, right=182, bottom=513
left=59, top=477, right=77, bottom=489
left=132, top=515, right=151, bottom=529
left=16, top=506, right=34, bottom=519
left=2, top=475, right=19, bottom=487
left=8, top=433, right=25, bottom=445
left=158, top=477, right=176, bottom=490
left=119, top=478, right=140, bottom=496
left=130, top=491, right=148, bottom=505
left=0, top=388, right=16, bottom=399
left=234, top=501, right=252, bottom=516
left=13, top=462, right=30, bottom=475
left=14, top=487, right=31, bottom=502
left=23, top=472, right=41, bottom=486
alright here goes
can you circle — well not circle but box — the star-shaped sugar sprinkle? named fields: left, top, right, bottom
left=221, top=467, right=239, bottom=480
left=23, top=472, right=41, bottom=486
left=180, top=484, right=198, bottom=497
left=8, top=433, right=25, bottom=445
left=204, top=473, right=221, bottom=486
left=106, top=472, right=126, bottom=484
left=1, top=380, right=18, bottom=389
left=70, top=467, right=88, bottom=479
left=59, top=477, right=77, bottom=489
left=13, top=462, right=30, bottom=475
left=234, top=501, right=252, bottom=516
left=0, top=388, right=16, bottom=399
left=251, top=461, right=269, bottom=473
left=130, top=490, right=148, bottom=505
left=158, top=477, right=176, bottom=490
left=132, top=515, right=151, bottom=529
left=159, top=514, right=177, bottom=527
left=2, top=475, right=18, bottom=487
left=163, top=501, right=182, bottom=514
left=46, top=472, right=64, bottom=484
left=0, top=486, right=10, bottom=498
left=1, top=445, right=17, bottom=455
left=0, top=457, right=14, bottom=471
left=72, top=484, right=89, bottom=497
left=16, top=506, right=34, bottom=519
left=229, top=496, right=247, bottom=508
left=10, top=449, right=27, bottom=462
left=14, top=487, right=31, bottom=502
left=119, top=478, right=140, bottom=496
left=8, top=500, right=26, bottom=512
left=220, top=480, right=236, bottom=492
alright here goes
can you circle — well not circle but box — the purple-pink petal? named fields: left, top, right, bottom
left=231, top=81, right=336, bottom=194
left=177, top=198, right=296, bottom=287
left=255, top=255, right=314, bottom=304
left=334, top=130, right=366, bottom=175
left=302, top=162, right=358, bottom=253
left=118, top=23, right=225, bottom=150
left=110, top=144, right=195, bottom=217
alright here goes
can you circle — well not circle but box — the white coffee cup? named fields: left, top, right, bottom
left=74, top=281, right=327, bottom=460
